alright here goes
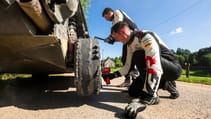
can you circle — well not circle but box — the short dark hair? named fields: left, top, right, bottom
left=111, top=21, right=128, bottom=34
left=102, top=7, right=113, bottom=17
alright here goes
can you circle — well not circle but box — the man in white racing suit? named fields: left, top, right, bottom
left=102, top=7, right=140, bottom=87
left=102, top=22, right=182, bottom=119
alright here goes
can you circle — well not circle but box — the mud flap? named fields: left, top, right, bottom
left=74, top=38, right=101, bottom=96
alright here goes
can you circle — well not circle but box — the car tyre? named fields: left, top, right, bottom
left=74, top=38, right=101, bottom=96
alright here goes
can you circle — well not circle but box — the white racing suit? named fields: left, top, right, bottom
left=112, top=9, right=138, bottom=62
left=112, top=9, right=140, bottom=82
left=112, top=10, right=138, bottom=30
left=119, top=31, right=182, bottom=97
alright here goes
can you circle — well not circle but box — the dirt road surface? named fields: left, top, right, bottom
left=0, top=76, right=211, bottom=119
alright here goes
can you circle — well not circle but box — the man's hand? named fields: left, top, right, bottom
left=104, top=35, right=115, bottom=44
left=102, top=71, right=121, bottom=81
left=94, top=35, right=115, bottom=44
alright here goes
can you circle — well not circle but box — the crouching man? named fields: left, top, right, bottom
left=102, top=21, right=182, bottom=119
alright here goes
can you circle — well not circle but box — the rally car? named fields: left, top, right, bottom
left=0, top=0, right=101, bottom=96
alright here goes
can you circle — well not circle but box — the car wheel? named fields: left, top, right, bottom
left=74, top=38, right=101, bottom=96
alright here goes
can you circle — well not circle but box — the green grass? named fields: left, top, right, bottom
left=110, top=67, right=211, bottom=85
left=0, top=73, right=31, bottom=80
left=1, top=68, right=211, bottom=85
left=110, top=67, right=121, bottom=73
left=178, top=75, right=211, bottom=85
left=178, top=69, right=211, bottom=85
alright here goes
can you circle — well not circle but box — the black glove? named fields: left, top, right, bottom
left=104, top=35, right=115, bottom=44
left=124, top=98, right=147, bottom=119
left=102, top=71, right=121, bottom=80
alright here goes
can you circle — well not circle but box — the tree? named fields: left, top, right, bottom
left=80, top=0, right=91, bottom=14
left=113, top=57, right=122, bottom=67
left=176, top=48, right=191, bottom=55
left=200, top=53, right=211, bottom=69
left=114, top=58, right=123, bottom=67
left=197, top=47, right=211, bottom=68
left=175, top=55, right=185, bottom=67
left=170, top=49, right=176, bottom=54
left=189, top=52, right=198, bottom=66
left=175, top=48, right=193, bottom=68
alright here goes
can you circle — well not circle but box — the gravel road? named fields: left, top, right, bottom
left=0, top=76, right=210, bottom=119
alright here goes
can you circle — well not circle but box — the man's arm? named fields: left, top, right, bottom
left=119, top=45, right=134, bottom=76
left=141, top=33, right=163, bottom=96
left=120, top=10, right=138, bottom=30
left=112, top=10, right=124, bottom=26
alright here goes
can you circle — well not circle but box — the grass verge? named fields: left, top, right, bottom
left=110, top=67, right=211, bottom=85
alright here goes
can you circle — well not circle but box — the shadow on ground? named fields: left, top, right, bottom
left=0, top=77, right=129, bottom=118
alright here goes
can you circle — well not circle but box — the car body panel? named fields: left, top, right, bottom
left=0, top=35, right=69, bottom=74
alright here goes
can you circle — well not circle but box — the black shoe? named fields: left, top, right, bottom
left=139, top=93, right=160, bottom=105
left=164, top=81, right=179, bottom=99
left=124, top=98, right=146, bottom=119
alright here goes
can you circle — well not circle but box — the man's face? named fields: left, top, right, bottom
left=112, top=32, right=124, bottom=43
left=112, top=26, right=131, bottom=44
left=112, top=29, right=129, bottom=44
left=104, top=11, right=113, bottom=21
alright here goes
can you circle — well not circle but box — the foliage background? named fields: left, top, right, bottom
left=80, top=0, right=91, bottom=14
left=109, top=46, right=211, bottom=74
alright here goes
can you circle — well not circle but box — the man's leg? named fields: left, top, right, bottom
left=159, top=79, right=179, bottom=99
left=128, top=50, right=146, bottom=97
left=163, top=81, right=179, bottom=99
left=125, top=50, right=159, bottom=118
left=160, top=58, right=182, bottom=99
left=128, top=76, right=145, bottom=97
